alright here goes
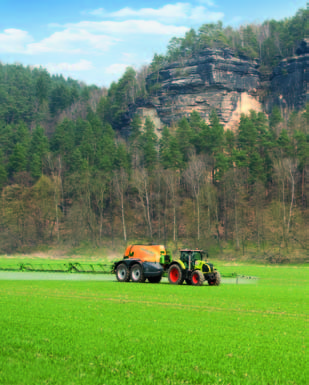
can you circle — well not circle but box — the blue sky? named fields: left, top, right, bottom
left=0, top=0, right=306, bottom=86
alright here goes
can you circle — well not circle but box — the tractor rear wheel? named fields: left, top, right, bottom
left=148, top=275, right=162, bottom=283
left=168, top=264, right=184, bottom=285
left=130, top=264, right=146, bottom=283
left=191, top=270, right=205, bottom=286
left=116, top=263, right=130, bottom=282
left=208, top=271, right=221, bottom=286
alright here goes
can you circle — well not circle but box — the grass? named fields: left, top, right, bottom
left=0, top=264, right=307, bottom=385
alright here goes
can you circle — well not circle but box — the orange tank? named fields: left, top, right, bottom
left=124, top=244, right=167, bottom=263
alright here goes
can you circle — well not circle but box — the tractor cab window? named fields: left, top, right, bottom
left=192, top=251, right=202, bottom=261
left=181, top=252, right=189, bottom=265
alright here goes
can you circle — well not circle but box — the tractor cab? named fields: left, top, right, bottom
left=180, top=249, right=207, bottom=270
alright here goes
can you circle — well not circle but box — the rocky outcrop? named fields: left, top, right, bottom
left=120, top=40, right=308, bottom=135
left=269, top=39, right=309, bottom=112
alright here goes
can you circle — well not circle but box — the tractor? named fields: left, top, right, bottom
left=113, top=245, right=221, bottom=286
left=167, top=249, right=221, bottom=286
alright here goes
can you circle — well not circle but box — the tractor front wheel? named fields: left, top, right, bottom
left=130, top=264, right=146, bottom=283
left=191, top=270, right=205, bottom=286
left=208, top=271, right=221, bottom=286
left=148, top=275, right=162, bottom=283
left=116, top=263, right=130, bottom=282
left=168, top=264, right=184, bottom=285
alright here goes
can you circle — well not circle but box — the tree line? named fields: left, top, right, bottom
left=151, top=6, right=308, bottom=75
left=0, top=103, right=308, bottom=259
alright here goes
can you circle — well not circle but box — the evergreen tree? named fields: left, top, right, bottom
left=0, top=149, right=7, bottom=188
left=8, top=143, right=27, bottom=175
left=140, top=117, right=158, bottom=171
left=96, top=123, right=116, bottom=173
left=29, top=126, right=49, bottom=178
left=176, top=117, right=193, bottom=161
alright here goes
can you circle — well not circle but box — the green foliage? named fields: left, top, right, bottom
left=29, top=126, right=49, bottom=179
left=0, top=149, right=7, bottom=188
left=8, top=143, right=27, bottom=175
left=0, top=64, right=90, bottom=125
left=176, top=117, right=194, bottom=161
left=152, top=7, right=308, bottom=73
left=159, top=126, right=183, bottom=170
left=139, top=117, right=158, bottom=171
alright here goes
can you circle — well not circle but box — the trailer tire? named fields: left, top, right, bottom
left=116, top=263, right=130, bottom=282
left=130, top=264, right=146, bottom=283
left=148, top=275, right=162, bottom=283
left=168, top=264, right=184, bottom=285
left=191, top=270, right=205, bottom=286
left=208, top=271, right=221, bottom=286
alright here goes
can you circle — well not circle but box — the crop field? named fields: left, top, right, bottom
left=0, top=264, right=307, bottom=385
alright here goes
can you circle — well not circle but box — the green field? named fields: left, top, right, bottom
left=0, top=265, right=307, bottom=385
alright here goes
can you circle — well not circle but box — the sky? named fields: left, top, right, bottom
left=0, top=0, right=306, bottom=87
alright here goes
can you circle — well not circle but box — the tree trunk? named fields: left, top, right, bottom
left=120, top=193, right=127, bottom=242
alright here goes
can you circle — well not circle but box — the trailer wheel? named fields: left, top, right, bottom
left=208, top=271, right=221, bottom=286
left=168, top=264, right=184, bottom=285
left=116, top=263, right=130, bottom=282
left=130, top=264, right=146, bottom=283
left=148, top=276, right=162, bottom=283
left=191, top=270, right=205, bottom=286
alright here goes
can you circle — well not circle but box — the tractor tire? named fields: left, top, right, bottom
left=130, top=264, right=146, bottom=283
left=116, top=263, right=130, bottom=282
left=185, top=279, right=192, bottom=285
left=208, top=271, right=221, bottom=286
left=191, top=270, right=205, bottom=286
left=168, top=264, right=184, bottom=285
left=148, top=275, right=162, bottom=283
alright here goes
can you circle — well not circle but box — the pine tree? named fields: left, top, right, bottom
left=96, top=123, right=116, bottom=173
left=9, top=143, right=27, bottom=175
left=140, top=117, right=158, bottom=171
left=29, top=126, right=49, bottom=178
left=176, top=117, right=193, bottom=161
left=0, top=149, right=7, bottom=188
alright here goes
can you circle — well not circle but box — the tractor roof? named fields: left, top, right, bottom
left=180, top=249, right=204, bottom=252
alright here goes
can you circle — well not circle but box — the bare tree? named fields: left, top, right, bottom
left=133, top=167, right=153, bottom=238
left=163, top=169, right=180, bottom=242
left=46, top=154, right=63, bottom=243
left=114, top=168, right=129, bottom=241
left=274, top=158, right=298, bottom=245
left=184, top=155, right=206, bottom=240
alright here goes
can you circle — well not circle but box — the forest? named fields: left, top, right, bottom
left=0, top=5, right=308, bottom=260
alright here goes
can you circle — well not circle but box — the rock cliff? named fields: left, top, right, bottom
left=268, top=38, right=309, bottom=112
left=121, top=40, right=308, bottom=135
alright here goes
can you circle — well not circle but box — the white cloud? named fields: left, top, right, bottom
left=65, top=20, right=189, bottom=36
left=109, top=3, right=191, bottom=20
left=43, top=60, right=94, bottom=73
left=0, top=29, right=33, bottom=53
left=197, top=0, right=215, bottom=6
left=27, top=29, right=117, bottom=54
left=105, top=63, right=131, bottom=75
left=189, top=6, right=223, bottom=22
left=89, top=8, right=105, bottom=16
left=88, top=3, right=223, bottom=24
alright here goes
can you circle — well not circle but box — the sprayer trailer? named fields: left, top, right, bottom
left=113, top=245, right=221, bottom=286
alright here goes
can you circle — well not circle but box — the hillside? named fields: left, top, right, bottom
left=0, top=7, right=308, bottom=259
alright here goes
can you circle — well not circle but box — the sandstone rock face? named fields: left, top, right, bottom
left=121, top=41, right=308, bottom=135
left=269, top=39, right=309, bottom=112
left=146, top=48, right=262, bottom=132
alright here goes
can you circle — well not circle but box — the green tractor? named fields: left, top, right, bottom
left=167, top=249, right=221, bottom=286
left=113, top=244, right=221, bottom=286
